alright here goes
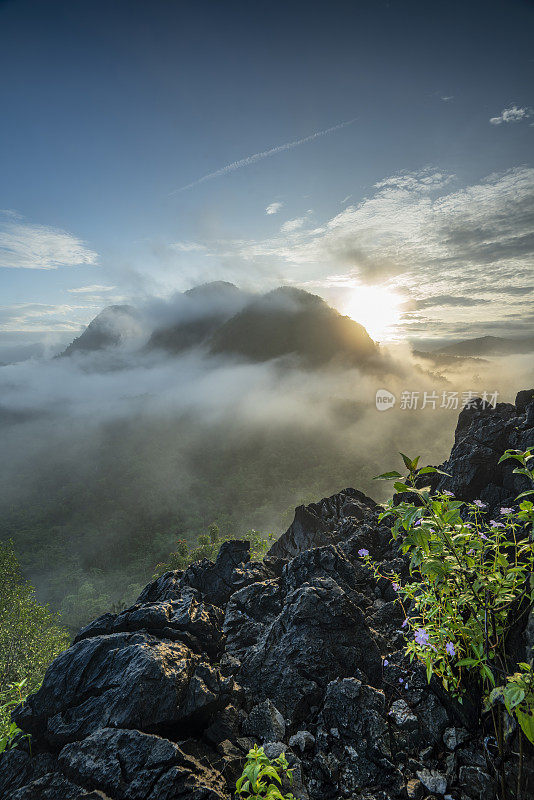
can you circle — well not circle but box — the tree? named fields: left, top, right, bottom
left=0, top=540, right=69, bottom=743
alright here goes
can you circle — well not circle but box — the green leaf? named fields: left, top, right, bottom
left=400, top=452, right=416, bottom=472
left=374, top=471, right=403, bottom=480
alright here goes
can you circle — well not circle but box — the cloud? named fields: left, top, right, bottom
left=407, top=295, right=491, bottom=310
left=171, top=241, right=209, bottom=253
left=67, top=285, right=116, bottom=294
left=490, top=105, right=533, bottom=125
left=441, top=96, right=454, bottom=102
left=0, top=303, right=96, bottom=332
left=280, top=217, right=306, bottom=233
left=170, top=118, right=357, bottom=194
left=341, top=195, right=352, bottom=204
left=266, top=202, right=283, bottom=215
left=0, top=215, right=98, bottom=270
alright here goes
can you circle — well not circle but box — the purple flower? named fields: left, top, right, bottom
left=399, top=677, right=404, bottom=683
left=392, top=582, right=399, bottom=591
left=414, top=628, right=430, bottom=647
left=500, top=507, right=513, bottom=515
left=490, top=520, right=504, bottom=528
left=414, top=519, right=422, bottom=527
left=443, top=490, right=454, bottom=497
left=429, top=528, right=435, bottom=533
left=467, top=549, right=475, bottom=555
left=405, top=683, right=409, bottom=689
left=358, top=548, right=369, bottom=557
left=479, top=531, right=489, bottom=541
left=473, top=499, right=486, bottom=509
left=401, top=618, right=408, bottom=628
left=383, top=659, right=389, bottom=666
left=446, top=642, right=455, bottom=657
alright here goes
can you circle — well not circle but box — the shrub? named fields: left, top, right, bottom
left=361, top=449, right=534, bottom=749
left=236, top=744, right=295, bottom=800
left=0, top=541, right=70, bottom=746
left=153, top=523, right=273, bottom=577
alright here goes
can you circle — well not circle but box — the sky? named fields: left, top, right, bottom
left=0, top=0, right=533, bottom=346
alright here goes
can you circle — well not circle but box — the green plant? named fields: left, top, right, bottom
left=153, top=523, right=274, bottom=578
left=487, top=663, right=534, bottom=745
left=361, top=449, right=534, bottom=748
left=236, top=745, right=295, bottom=800
left=0, top=679, right=31, bottom=754
left=0, top=540, right=70, bottom=746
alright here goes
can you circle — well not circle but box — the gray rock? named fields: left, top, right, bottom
left=13, top=631, right=232, bottom=746
left=443, top=726, right=469, bottom=751
left=388, top=698, right=419, bottom=730
left=242, top=699, right=286, bottom=742
left=289, top=730, right=315, bottom=752
left=58, top=727, right=228, bottom=799
left=416, top=768, right=447, bottom=795
left=458, top=766, right=495, bottom=800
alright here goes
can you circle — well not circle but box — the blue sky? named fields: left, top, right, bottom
left=1, top=0, right=533, bottom=343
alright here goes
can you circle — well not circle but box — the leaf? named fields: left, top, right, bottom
left=374, top=471, right=403, bottom=480
left=516, top=709, right=534, bottom=745
left=418, top=466, right=452, bottom=477
left=400, top=452, right=416, bottom=472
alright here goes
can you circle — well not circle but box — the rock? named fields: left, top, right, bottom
left=181, top=540, right=251, bottom=607
left=388, top=699, right=418, bottom=730
left=13, top=631, right=232, bottom=746
left=416, top=768, right=447, bottom=795
left=289, top=730, right=315, bottom=753
left=406, top=778, right=425, bottom=800
left=235, top=577, right=381, bottom=724
left=267, top=488, right=376, bottom=559
left=242, top=699, right=286, bottom=742
left=58, top=727, right=228, bottom=799
left=75, top=587, right=225, bottom=658
left=443, top=726, right=469, bottom=751
left=458, top=766, right=496, bottom=800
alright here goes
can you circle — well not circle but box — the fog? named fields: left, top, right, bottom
left=1, top=292, right=532, bottom=630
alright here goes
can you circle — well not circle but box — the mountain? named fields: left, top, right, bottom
left=437, top=334, right=534, bottom=357
left=4, top=390, right=534, bottom=799
left=146, top=281, right=250, bottom=353
left=60, top=305, right=139, bottom=357
left=209, top=286, right=379, bottom=365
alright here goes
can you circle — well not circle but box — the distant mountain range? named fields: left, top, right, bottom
left=436, top=335, right=534, bottom=357
left=60, top=283, right=379, bottom=367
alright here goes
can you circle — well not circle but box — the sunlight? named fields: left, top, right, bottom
left=341, top=285, right=402, bottom=341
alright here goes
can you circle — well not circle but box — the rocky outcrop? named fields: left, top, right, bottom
left=2, top=390, right=533, bottom=800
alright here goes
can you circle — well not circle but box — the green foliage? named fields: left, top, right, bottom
left=487, top=663, right=534, bottom=745
left=365, top=449, right=534, bottom=743
left=0, top=679, right=30, bottom=754
left=153, top=523, right=274, bottom=578
left=0, top=541, right=70, bottom=747
left=236, top=744, right=295, bottom=800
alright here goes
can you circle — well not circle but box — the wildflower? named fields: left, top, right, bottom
left=473, top=499, right=486, bottom=509
left=358, top=548, right=369, bottom=557
left=500, top=507, right=513, bottom=514
left=489, top=520, right=504, bottom=529
left=405, top=683, right=409, bottom=689
left=467, top=549, right=475, bottom=555
left=479, top=531, right=489, bottom=541
left=414, top=519, right=422, bottom=527
left=383, top=659, right=389, bottom=666
left=392, top=582, right=399, bottom=591
left=443, top=490, right=454, bottom=497
left=446, top=642, right=455, bottom=657
left=414, top=628, right=430, bottom=647
left=399, top=677, right=404, bottom=683
left=401, top=618, right=408, bottom=628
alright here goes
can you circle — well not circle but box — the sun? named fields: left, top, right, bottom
left=341, top=285, right=402, bottom=341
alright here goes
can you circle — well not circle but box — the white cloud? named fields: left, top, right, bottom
left=341, top=195, right=352, bottom=204
left=441, top=95, right=454, bottom=102
left=280, top=217, right=306, bottom=233
left=266, top=202, right=283, bottom=215
left=0, top=303, right=96, bottom=332
left=489, top=105, right=533, bottom=125
left=0, top=216, right=98, bottom=270
left=171, top=241, right=208, bottom=253
left=67, top=285, right=116, bottom=294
